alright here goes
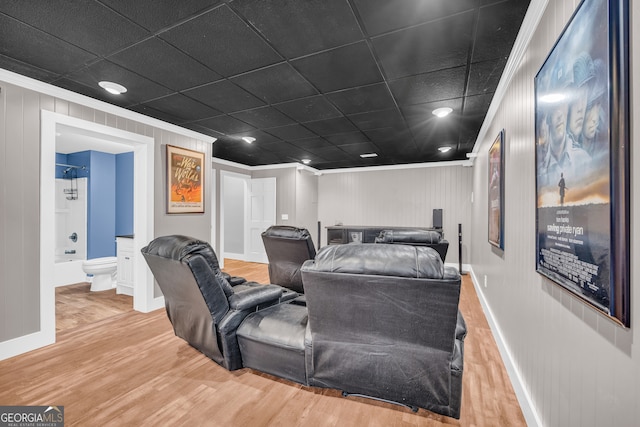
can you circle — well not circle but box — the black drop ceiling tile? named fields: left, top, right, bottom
left=232, top=0, right=362, bottom=59
left=65, top=60, right=174, bottom=105
left=140, top=93, right=220, bottom=122
left=389, top=67, right=467, bottom=106
left=196, top=115, right=257, bottom=134
left=0, top=54, right=61, bottom=82
left=335, top=142, right=379, bottom=155
left=473, top=1, right=530, bottom=62
left=274, top=95, right=342, bottom=123
left=0, top=14, right=96, bottom=75
left=230, top=106, right=296, bottom=129
left=159, top=5, right=282, bottom=76
left=230, top=63, right=317, bottom=104
left=347, top=109, right=406, bottom=131
left=0, top=1, right=149, bottom=56
left=99, top=0, right=219, bottom=32
left=127, top=103, right=182, bottom=124
left=372, top=12, right=474, bottom=80
left=303, top=117, right=358, bottom=136
left=228, top=130, right=280, bottom=144
left=410, top=121, right=460, bottom=148
left=467, top=57, right=508, bottom=96
left=258, top=141, right=302, bottom=155
left=463, top=93, right=494, bottom=117
left=304, top=145, right=348, bottom=160
left=363, top=127, right=415, bottom=145
left=326, top=83, right=397, bottom=115
left=108, top=38, right=222, bottom=91
left=325, top=132, right=369, bottom=145
left=183, top=80, right=265, bottom=113
left=291, top=42, right=382, bottom=92
left=353, top=0, right=477, bottom=36
left=291, top=137, right=334, bottom=150
left=264, top=124, right=318, bottom=141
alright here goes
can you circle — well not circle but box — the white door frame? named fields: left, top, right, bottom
left=15, top=111, right=159, bottom=359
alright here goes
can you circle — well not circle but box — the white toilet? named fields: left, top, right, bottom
left=82, top=257, right=118, bottom=291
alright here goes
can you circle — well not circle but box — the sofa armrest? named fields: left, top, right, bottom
left=228, top=285, right=283, bottom=311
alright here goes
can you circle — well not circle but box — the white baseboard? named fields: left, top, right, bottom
left=0, top=330, right=54, bottom=361
left=467, top=267, right=542, bottom=427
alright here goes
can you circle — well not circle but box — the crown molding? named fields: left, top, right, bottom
left=0, top=67, right=216, bottom=144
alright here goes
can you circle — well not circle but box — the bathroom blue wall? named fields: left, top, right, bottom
left=116, top=152, right=134, bottom=236
left=56, top=150, right=134, bottom=259
left=87, top=151, right=116, bottom=258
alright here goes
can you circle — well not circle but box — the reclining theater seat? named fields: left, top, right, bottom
left=141, top=235, right=295, bottom=371
left=237, top=243, right=466, bottom=418
left=375, top=229, right=449, bottom=262
left=261, top=225, right=316, bottom=293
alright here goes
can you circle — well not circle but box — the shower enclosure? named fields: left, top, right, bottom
left=53, top=167, right=88, bottom=286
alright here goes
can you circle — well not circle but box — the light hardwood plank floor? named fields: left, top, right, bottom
left=0, top=260, right=525, bottom=426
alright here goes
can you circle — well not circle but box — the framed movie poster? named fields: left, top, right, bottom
left=166, top=145, right=205, bottom=214
left=534, top=0, right=629, bottom=326
left=488, top=130, right=504, bottom=249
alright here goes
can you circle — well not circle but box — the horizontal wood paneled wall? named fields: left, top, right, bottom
left=318, top=165, right=473, bottom=264
left=469, top=0, right=640, bottom=425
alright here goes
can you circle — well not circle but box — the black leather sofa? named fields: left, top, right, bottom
left=141, top=236, right=465, bottom=418
left=141, top=235, right=297, bottom=370
left=261, top=225, right=316, bottom=294
left=375, top=228, right=449, bottom=262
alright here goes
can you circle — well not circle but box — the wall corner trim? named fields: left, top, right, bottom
left=467, top=267, right=543, bottom=427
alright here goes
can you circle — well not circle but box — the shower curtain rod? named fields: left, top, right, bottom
left=55, top=163, right=87, bottom=170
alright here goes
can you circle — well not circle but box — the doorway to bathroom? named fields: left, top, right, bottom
left=40, top=111, right=160, bottom=345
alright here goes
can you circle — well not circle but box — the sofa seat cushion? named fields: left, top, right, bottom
left=237, top=303, right=308, bottom=384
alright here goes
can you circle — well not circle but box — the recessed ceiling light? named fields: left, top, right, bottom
left=438, top=146, right=452, bottom=153
left=242, top=136, right=255, bottom=144
left=432, top=107, right=453, bottom=118
left=98, top=81, right=127, bottom=95
left=301, top=158, right=311, bottom=164
left=360, top=153, right=378, bottom=158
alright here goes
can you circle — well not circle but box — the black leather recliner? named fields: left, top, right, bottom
left=237, top=243, right=466, bottom=418
left=375, top=229, right=449, bottom=262
left=261, top=225, right=316, bottom=293
left=140, top=235, right=297, bottom=370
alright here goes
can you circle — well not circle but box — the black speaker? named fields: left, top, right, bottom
left=433, top=209, right=443, bottom=229
left=458, top=223, right=467, bottom=275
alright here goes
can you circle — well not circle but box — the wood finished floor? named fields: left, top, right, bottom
left=0, top=260, right=525, bottom=426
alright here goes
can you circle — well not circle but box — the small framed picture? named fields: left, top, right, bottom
left=166, top=145, right=205, bottom=214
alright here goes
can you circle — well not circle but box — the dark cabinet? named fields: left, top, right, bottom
left=326, top=226, right=441, bottom=245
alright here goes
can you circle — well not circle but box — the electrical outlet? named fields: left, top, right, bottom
left=484, top=275, right=487, bottom=288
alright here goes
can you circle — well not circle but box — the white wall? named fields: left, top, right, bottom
left=318, top=163, right=473, bottom=265
left=469, top=0, right=639, bottom=425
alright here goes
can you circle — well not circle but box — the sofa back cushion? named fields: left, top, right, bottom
left=307, top=243, right=444, bottom=279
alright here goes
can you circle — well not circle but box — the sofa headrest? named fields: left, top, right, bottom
left=376, top=229, right=442, bottom=244
left=141, top=235, right=214, bottom=261
left=302, top=243, right=444, bottom=279
left=141, top=235, right=234, bottom=296
left=262, top=225, right=311, bottom=241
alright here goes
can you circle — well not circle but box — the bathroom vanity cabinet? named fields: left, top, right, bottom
left=116, top=236, right=134, bottom=296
